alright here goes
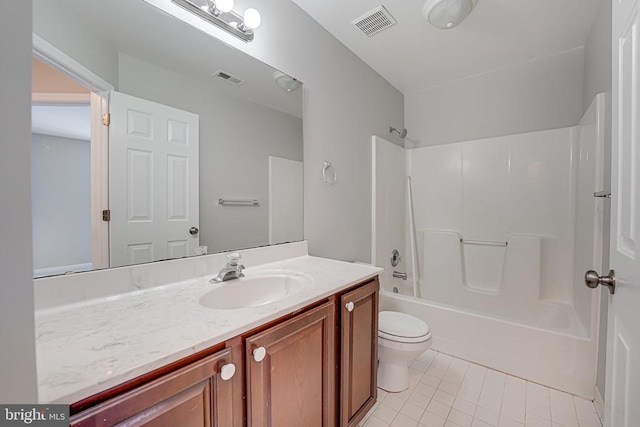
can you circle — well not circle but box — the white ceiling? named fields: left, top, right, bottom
left=290, top=0, right=601, bottom=94
left=32, top=105, right=91, bottom=141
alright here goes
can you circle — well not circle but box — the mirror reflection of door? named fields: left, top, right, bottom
left=31, top=56, right=204, bottom=273
left=109, top=91, right=200, bottom=267
left=31, top=58, right=94, bottom=277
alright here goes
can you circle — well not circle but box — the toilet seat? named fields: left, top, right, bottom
left=379, top=311, right=431, bottom=343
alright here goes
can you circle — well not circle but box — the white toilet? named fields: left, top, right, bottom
left=378, top=311, right=432, bottom=392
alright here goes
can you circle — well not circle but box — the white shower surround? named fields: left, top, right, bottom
left=372, top=94, right=606, bottom=397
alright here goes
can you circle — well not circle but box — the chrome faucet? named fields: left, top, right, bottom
left=210, top=253, right=245, bottom=283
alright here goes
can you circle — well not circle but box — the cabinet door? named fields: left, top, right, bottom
left=246, top=302, right=336, bottom=427
left=340, top=278, right=379, bottom=427
left=70, top=347, right=240, bottom=427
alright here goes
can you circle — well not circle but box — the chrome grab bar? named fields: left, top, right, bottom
left=460, top=239, right=507, bottom=247
left=218, top=198, right=260, bottom=206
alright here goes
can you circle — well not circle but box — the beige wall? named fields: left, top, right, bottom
left=32, top=58, right=89, bottom=94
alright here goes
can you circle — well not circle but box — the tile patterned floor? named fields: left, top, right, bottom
left=359, top=350, right=603, bottom=427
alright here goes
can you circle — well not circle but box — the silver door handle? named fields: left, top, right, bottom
left=585, top=269, right=616, bottom=294
left=189, top=226, right=199, bottom=236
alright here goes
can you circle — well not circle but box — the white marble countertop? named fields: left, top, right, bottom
left=35, top=256, right=382, bottom=404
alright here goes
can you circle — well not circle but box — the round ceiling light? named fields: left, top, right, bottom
left=273, top=72, right=302, bottom=92
left=423, top=0, right=477, bottom=30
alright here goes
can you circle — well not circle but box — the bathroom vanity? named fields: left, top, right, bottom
left=35, top=246, right=380, bottom=427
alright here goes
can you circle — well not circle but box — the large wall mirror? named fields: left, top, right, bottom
left=32, top=0, right=303, bottom=278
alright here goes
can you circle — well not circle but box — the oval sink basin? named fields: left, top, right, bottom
left=199, top=270, right=310, bottom=310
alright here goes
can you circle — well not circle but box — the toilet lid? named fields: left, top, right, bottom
left=379, top=311, right=430, bottom=339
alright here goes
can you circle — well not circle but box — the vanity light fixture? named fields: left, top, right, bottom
left=172, top=0, right=261, bottom=42
left=273, top=72, right=302, bottom=92
left=423, top=0, right=478, bottom=29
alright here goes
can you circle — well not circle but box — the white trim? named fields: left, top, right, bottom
left=91, top=92, right=110, bottom=269
left=32, top=34, right=114, bottom=93
left=34, top=263, right=94, bottom=278
left=33, top=34, right=111, bottom=270
left=32, top=93, right=91, bottom=104
left=371, top=136, right=377, bottom=265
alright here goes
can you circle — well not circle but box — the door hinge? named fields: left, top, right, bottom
left=102, top=209, right=111, bottom=222
left=102, top=113, right=111, bottom=126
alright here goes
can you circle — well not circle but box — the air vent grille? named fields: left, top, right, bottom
left=214, top=70, right=244, bottom=85
left=352, top=5, right=397, bottom=37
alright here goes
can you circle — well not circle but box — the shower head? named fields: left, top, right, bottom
left=389, top=126, right=408, bottom=139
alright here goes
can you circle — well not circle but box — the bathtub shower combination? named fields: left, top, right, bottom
left=372, top=94, right=606, bottom=398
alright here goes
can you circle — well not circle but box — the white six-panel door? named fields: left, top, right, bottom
left=109, top=91, right=199, bottom=267
left=606, top=0, right=640, bottom=424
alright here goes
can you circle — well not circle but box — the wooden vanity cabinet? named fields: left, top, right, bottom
left=339, top=278, right=379, bottom=427
left=69, top=276, right=379, bottom=427
left=69, top=346, right=243, bottom=427
left=245, top=301, right=336, bottom=427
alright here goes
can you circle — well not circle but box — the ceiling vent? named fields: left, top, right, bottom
left=352, top=5, right=397, bottom=37
left=214, top=70, right=244, bottom=85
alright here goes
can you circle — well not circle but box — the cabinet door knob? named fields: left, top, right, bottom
left=345, top=301, right=355, bottom=312
left=253, top=346, right=267, bottom=362
left=220, top=363, right=236, bottom=381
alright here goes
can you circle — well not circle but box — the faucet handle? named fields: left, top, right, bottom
left=226, top=252, right=241, bottom=266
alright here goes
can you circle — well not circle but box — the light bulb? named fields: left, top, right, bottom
left=215, top=0, right=234, bottom=13
left=243, top=8, right=261, bottom=29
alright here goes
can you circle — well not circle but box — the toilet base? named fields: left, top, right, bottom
left=377, top=360, right=410, bottom=392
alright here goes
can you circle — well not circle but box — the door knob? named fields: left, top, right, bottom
left=189, top=226, right=199, bottom=236
left=345, top=301, right=355, bottom=312
left=585, top=269, right=616, bottom=294
left=253, top=346, right=266, bottom=362
left=220, top=363, right=236, bottom=381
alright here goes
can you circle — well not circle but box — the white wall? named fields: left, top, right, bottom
left=31, top=133, right=92, bottom=271
left=405, top=48, right=585, bottom=147
left=32, top=0, right=119, bottom=87
left=408, top=128, right=577, bottom=306
left=0, top=0, right=38, bottom=402
left=583, top=0, right=612, bottom=113
left=117, top=54, right=303, bottom=254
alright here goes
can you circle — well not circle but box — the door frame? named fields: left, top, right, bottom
left=32, top=34, right=114, bottom=270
